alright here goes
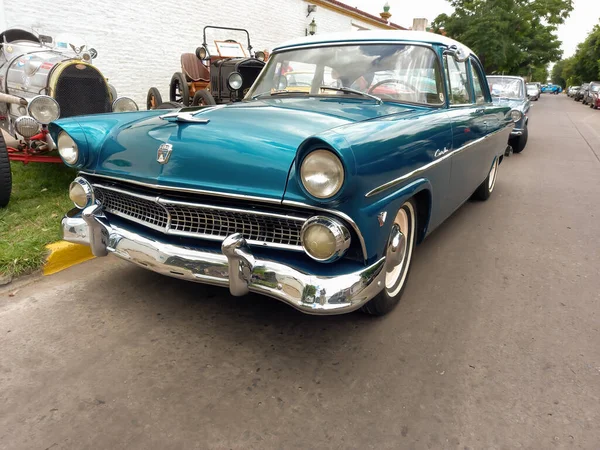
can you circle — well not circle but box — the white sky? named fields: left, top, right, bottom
left=350, top=0, right=599, bottom=59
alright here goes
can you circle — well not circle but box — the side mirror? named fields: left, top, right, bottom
left=446, top=44, right=469, bottom=62
left=89, top=48, right=98, bottom=59
left=39, top=34, right=53, bottom=45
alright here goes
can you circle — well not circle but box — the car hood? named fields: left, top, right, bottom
left=54, top=98, right=411, bottom=201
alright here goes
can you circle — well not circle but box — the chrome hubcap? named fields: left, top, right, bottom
left=488, top=159, right=498, bottom=192
left=384, top=203, right=415, bottom=297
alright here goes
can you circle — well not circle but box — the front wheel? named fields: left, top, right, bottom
left=472, top=157, right=499, bottom=201
left=510, top=126, right=528, bottom=153
left=0, top=132, right=12, bottom=208
left=146, top=87, right=163, bottom=110
left=170, top=72, right=190, bottom=106
left=192, top=90, right=216, bottom=106
left=361, top=199, right=417, bottom=316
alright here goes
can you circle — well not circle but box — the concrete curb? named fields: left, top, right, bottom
left=43, top=241, right=95, bottom=276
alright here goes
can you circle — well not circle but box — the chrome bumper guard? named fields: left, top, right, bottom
left=510, top=129, right=523, bottom=136
left=62, top=205, right=386, bottom=315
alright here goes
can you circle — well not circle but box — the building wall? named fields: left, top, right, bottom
left=2, top=0, right=381, bottom=107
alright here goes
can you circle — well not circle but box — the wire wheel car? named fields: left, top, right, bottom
left=170, top=72, right=190, bottom=106
left=192, top=90, right=216, bottom=106
left=362, top=199, right=417, bottom=316
left=0, top=132, right=11, bottom=208
left=146, top=87, right=163, bottom=110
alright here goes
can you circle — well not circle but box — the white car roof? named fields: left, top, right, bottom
left=272, top=30, right=475, bottom=56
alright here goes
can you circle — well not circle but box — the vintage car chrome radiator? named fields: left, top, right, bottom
left=53, top=64, right=112, bottom=117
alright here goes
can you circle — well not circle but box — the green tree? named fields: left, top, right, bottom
left=432, top=0, right=573, bottom=74
left=531, top=66, right=549, bottom=82
left=551, top=24, right=600, bottom=88
left=551, top=59, right=567, bottom=86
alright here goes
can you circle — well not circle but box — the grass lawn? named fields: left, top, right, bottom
left=0, top=162, right=76, bottom=278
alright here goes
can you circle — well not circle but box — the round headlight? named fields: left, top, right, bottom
left=255, top=51, right=266, bottom=61
left=510, top=110, right=522, bottom=122
left=300, top=150, right=344, bottom=199
left=69, top=177, right=94, bottom=209
left=196, top=45, right=208, bottom=60
left=81, top=52, right=92, bottom=62
left=57, top=131, right=79, bottom=165
left=301, top=216, right=351, bottom=262
left=27, top=95, right=60, bottom=124
left=15, top=116, right=40, bottom=138
left=112, top=97, right=139, bottom=113
left=227, top=72, right=243, bottom=91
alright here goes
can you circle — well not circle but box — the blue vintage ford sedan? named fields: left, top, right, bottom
left=53, top=31, right=514, bottom=316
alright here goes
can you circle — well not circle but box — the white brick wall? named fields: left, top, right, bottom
left=1, top=0, right=382, bottom=107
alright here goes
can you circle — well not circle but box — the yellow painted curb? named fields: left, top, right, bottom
left=43, top=241, right=95, bottom=276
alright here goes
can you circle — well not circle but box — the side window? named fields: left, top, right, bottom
left=470, top=60, right=487, bottom=105
left=445, top=55, right=472, bottom=105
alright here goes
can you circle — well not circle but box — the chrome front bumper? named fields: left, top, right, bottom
left=62, top=206, right=386, bottom=315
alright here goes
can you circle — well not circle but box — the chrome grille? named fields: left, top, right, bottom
left=93, top=185, right=305, bottom=249
left=95, top=187, right=168, bottom=229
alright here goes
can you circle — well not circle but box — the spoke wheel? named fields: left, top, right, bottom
left=170, top=72, right=190, bottom=106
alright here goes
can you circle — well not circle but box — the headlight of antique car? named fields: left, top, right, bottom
left=300, top=216, right=351, bottom=262
left=112, top=97, right=139, bottom=113
left=69, top=177, right=94, bottom=209
left=510, top=110, right=522, bottom=122
left=57, top=131, right=79, bottom=165
left=300, top=150, right=345, bottom=199
left=195, top=45, right=209, bottom=60
left=27, top=95, right=60, bottom=124
left=254, top=51, right=266, bottom=61
left=227, top=72, right=243, bottom=90
left=14, top=116, right=40, bottom=139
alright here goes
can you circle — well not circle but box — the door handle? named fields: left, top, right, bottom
left=475, top=108, right=485, bottom=114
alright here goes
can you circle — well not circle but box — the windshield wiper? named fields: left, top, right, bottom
left=251, top=90, right=309, bottom=100
left=319, top=86, right=382, bottom=104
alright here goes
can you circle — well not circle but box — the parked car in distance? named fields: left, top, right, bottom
left=0, top=27, right=138, bottom=208
left=582, top=81, right=600, bottom=105
left=589, top=85, right=600, bottom=109
left=567, top=85, right=580, bottom=97
left=53, top=31, right=513, bottom=316
left=574, top=83, right=589, bottom=101
left=487, top=75, right=530, bottom=153
left=147, top=26, right=266, bottom=109
left=541, top=83, right=562, bottom=94
left=526, top=82, right=540, bottom=100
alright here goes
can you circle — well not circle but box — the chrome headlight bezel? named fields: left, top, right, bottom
left=300, top=149, right=345, bottom=199
left=112, top=96, right=139, bottom=113
left=300, top=215, right=351, bottom=262
left=57, top=131, right=79, bottom=165
left=254, top=50, right=266, bottom=61
left=69, top=176, right=95, bottom=209
left=227, top=72, right=243, bottom=91
left=15, top=116, right=41, bottom=138
left=27, top=95, right=60, bottom=124
left=510, top=109, right=522, bottom=123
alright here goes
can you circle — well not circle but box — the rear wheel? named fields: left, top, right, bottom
left=146, top=87, right=163, bottom=110
left=0, top=132, right=12, bottom=208
left=361, top=199, right=417, bottom=316
left=510, top=125, right=528, bottom=153
left=472, top=157, right=499, bottom=201
left=169, top=72, right=190, bottom=106
left=192, top=90, right=216, bottom=106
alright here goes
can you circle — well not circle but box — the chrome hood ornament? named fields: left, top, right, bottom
left=157, top=143, right=173, bottom=164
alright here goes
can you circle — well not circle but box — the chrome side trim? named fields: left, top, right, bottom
left=365, top=126, right=510, bottom=198
left=281, top=200, right=368, bottom=261
left=79, top=171, right=283, bottom=205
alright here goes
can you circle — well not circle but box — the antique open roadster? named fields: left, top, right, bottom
left=55, top=31, right=516, bottom=316
left=146, top=26, right=266, bottom=109
left=0, top=28, right=139, bottom=207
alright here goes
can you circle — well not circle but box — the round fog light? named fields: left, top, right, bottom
left=301, top=216, right=351, bottom=262
left=69, top=177, right=94, bottom=209
left=15, top=116, right=40, bottom=138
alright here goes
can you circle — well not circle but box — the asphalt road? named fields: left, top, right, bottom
left=1, top=95, right=599, bottom=450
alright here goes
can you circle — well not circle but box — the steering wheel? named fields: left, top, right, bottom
left=368, top=79, right=417, bottom=97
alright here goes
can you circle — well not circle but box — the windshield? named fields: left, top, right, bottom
left=526, top=84, right=538, bottom=90
left=246, top=44, right=444, bottom=106
left=591, top=84, right=600, bottom=92
left=487, top=77, right=523, bottom=99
